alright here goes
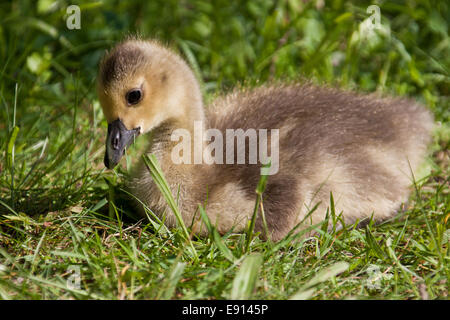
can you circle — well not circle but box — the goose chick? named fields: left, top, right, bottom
left=97, top=39, right=433, bottom=241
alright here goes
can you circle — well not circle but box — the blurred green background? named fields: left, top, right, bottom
left=1, top=0, right=448, bottom=102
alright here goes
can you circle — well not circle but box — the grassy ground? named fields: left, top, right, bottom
left=0, top=0, right=448, bottom=299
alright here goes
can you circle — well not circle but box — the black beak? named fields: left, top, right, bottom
left=104, top=119, right=140, bottom=169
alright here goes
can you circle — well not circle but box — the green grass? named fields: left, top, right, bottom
left=0, top=0, right=449, bottom=299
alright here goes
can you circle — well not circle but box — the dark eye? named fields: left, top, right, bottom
left=126, top=89, right=142, bottom=105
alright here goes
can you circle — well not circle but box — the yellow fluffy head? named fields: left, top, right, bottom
left=97, top=39, right=203, bottom=168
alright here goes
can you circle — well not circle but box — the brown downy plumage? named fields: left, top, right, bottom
left=97, top=39, right=433, bottom=241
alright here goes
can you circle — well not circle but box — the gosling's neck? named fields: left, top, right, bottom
left=149, top=80, right=206, bottom=165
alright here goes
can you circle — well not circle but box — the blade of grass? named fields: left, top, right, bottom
left=245, top=163, right=269, bottom=252
left=158, top=261, right=186, bottom=299
left=230, top=253, right=262, bottom=300
left=385, top=237, right=421, bottom=298
left=290, top=262, right=349, bottom=300
left=199, top=205, right=236, bottom=263
left=31, top=229, right=47, bottom=274
left=142, top=154, right=198, bottom=261
left=365, top=226, right=387, bottom=260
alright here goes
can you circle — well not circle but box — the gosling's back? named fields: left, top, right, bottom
left=202, top=84, right=433, bottom=238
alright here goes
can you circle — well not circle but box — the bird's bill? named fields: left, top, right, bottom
left=104, top=119, right=140, bottom=169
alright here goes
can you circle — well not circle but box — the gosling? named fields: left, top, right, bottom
left=97, top=39, right=433, bottom=241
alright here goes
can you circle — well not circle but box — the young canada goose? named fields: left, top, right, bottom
left=97, top=39, right=433, bottom=241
